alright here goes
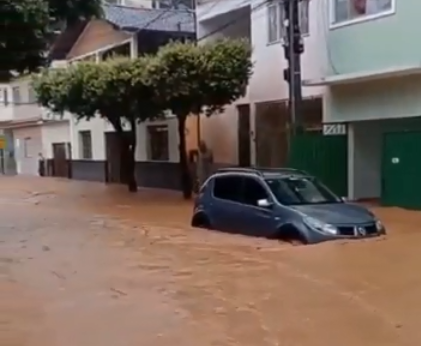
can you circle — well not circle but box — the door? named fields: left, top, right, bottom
left=287, top=130, right=348, bottom=196
left=237, top=104, right=251, bottom=167
left=382, top=131, right=421, bottom=209
left=52, top=142, right=68, bottom=177
left=105, top=132, right=122, bottom=183
left=239, top=177, right=276, bottom=236
left=210, top=175, right=243, bottom=232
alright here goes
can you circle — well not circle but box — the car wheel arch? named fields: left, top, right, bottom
left=191, top=212, right=212, bottom=229
left=275, top=222, right=308, bottom=244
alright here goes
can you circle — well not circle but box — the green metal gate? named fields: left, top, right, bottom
left=287, top=129, right=348, bottom=196
left=382, top=131, right=421, bottom=209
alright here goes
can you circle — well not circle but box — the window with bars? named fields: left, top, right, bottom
left=27, top=84, right=37, bottom=103
left=79, top=131, right=93, bottom=159
left=147, top=125, right=169, bottom=161
left=332, top=0, right=393, bottom=24
left=12, top=87, right=21, bottom=105
left=0, top=88, right=8, bottom=106
left=299, top=0, right=310, bottom=35
left=24, top=137, right=32, bottom=158
left=267, top=0, right=310, bottom=44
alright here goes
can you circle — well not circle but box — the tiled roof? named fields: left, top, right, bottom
left=104, top=4, right=195, bottom=33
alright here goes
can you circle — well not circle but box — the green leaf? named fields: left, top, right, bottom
left=149, top=38, right=253, bottom=118
left=0, top=0, right=102, bottom=79
left=33, top=57, right=165, bottom=129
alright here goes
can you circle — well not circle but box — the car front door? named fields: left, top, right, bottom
left=210, top=175, right=244, bottom=233
left=238, top=177, right=277, bottom=237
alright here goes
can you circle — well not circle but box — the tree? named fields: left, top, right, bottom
left=33, top=57, right=163, bottom=192
left=150, top=38, right=253, bottom=198
left=0, top=0, right=102, bottom=80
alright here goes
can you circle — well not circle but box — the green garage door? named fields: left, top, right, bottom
left=382, top=131, right=421, bottom=209
left=287, top=131, right=348, bottom=197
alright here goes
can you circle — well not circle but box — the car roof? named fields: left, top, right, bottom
left=213, top=167, right=310, bottom=179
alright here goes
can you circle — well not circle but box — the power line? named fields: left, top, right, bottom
left=3, top=1, right=268, bottom=52
left=131, top=0, right=192, bottom=34
left=131, top=0, right=269, bottom=42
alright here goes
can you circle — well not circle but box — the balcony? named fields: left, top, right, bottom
left=197, top=2, right=251, bottom=42
left=0, top=102, right=65, bottom=127
left=197, top=0, right=250, bottom=22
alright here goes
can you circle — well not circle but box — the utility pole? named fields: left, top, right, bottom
left=282, top=0, right=304, bottom=134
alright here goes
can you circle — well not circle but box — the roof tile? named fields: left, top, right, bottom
left=104, top=4, right=195, bottom=33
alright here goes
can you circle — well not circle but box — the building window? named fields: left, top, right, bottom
left=27, top=84, right=36, bottom=103
left=147, top=125, right=169, bottom=161
left=267, top=1, right=282, bottom=43
left=332, top=0, right=393, bottom=24
left=0, top=88, right=8, bottom=106
left=79, top=131, right=92, bottom=159
left=23, top=137, right=32, bottom=158
left=299, top=0, right=310, bottom=35
left=267, top=0, right=310, bottom=44
left=12, top=87, right=21, bottom=105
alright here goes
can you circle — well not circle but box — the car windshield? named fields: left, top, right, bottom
left=265, top=176, right=341, bottom=205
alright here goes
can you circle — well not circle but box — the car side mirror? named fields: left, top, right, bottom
left=257, top=199, right=272, bottom=208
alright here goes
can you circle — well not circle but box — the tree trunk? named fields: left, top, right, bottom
left=177, top=114, right=192, bottom=199
left=120, top=140, right=137, bottom=192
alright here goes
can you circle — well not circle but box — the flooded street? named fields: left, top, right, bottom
left=2, top=177, right=421, bottom=346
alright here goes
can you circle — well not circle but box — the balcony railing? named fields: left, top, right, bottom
left=11, top=103, right=64, bottom=123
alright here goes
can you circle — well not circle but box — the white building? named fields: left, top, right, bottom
left=0, top=76, right=71, bottom=176
left=196, top=0, right=328, bottom=168
left=0, top=2, right=195, bottom=186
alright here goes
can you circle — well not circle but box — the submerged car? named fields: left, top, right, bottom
left=191, top=167, right=385, bottom=244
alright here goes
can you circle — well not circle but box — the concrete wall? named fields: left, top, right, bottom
left=41, top=121, right=71, bottom=159
left=196, top=0, right=327, bottom=165
left=71, top=117, right=107, bottom=161
left=325, top=75, right=421, bottom=123
left=349, top=117, right=421, bottom=200
left=0, top=79, right=39, bottom=122
left=70, top=116, right=182, bottom=162
left=326, top=0, right=419, bottom=75
left=13, top=126, right=43, bottom=176
left=196, top=7, right=252, bottom=164
left=0, top=84, right=13, bottom=121
left=249, top=0, right=327, bottom=103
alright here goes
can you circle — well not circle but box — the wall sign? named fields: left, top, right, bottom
left=323, top=123, right=347, bottom=136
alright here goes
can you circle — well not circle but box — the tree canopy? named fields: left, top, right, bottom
left=0, top=0, right=102, bottom=80
left=150, top=38, right=253, bottom=197
left=33, top=57, right=164, bottom=191
left=150, top=38, right=253, bottom=117
left=34, top=58, right=162, bottom=126
left=34, top=38, right=253, bottom=196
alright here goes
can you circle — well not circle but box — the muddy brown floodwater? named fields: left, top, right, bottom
left=1, top=177, right=421, bottom=346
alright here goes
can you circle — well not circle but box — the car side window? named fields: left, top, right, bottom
left=242, top=177, right=269, bottom=206
left=213, top=176, right=242, bottom=202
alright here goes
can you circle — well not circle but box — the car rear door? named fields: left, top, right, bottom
left=209, top=175, right=244, bottom=233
